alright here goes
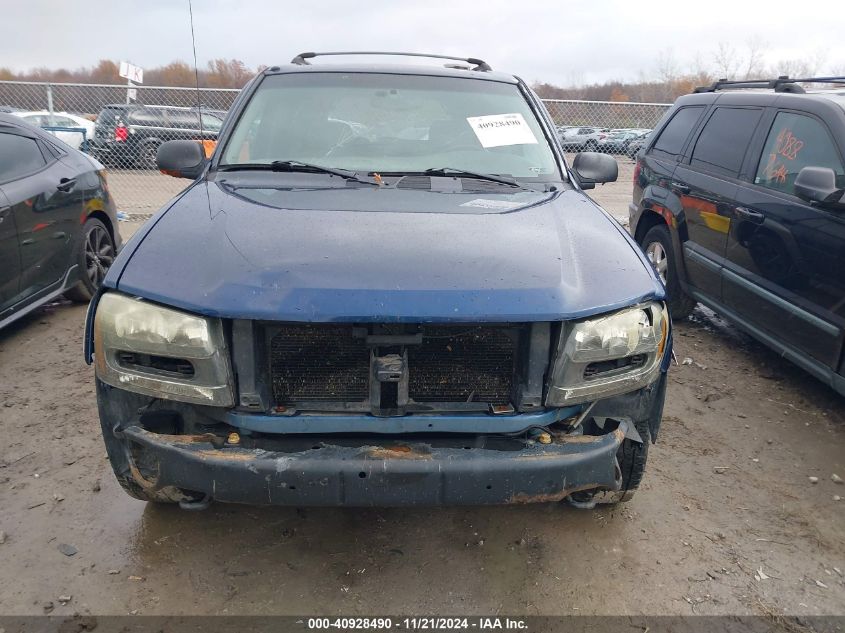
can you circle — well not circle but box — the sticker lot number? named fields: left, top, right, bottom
left=466, top=113, right=538, bottom=148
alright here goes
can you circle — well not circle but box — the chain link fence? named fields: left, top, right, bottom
left=0, top=80, right=670, bottom=217
left=542, top=99, right=670, bottom=130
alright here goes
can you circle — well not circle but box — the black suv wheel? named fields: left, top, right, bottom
left=641, top=224, right=695, bottom=319
left=137, top=141, right=161, bottom=170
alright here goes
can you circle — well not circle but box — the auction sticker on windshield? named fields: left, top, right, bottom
left=466, top=113, right=538, bottom=148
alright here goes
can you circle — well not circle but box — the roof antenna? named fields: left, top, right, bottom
left=188, top=0, right=204, bottom=142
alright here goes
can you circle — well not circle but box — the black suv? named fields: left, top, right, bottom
left=629, top=77, right=845, bottom=396
left=90, top=104, right=222, bottom=169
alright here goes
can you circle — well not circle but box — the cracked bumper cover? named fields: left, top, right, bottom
left=116, top=423, right=627, bottom=506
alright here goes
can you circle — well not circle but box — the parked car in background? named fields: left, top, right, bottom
left=624, top=131, right=651, bottom=159
left=87, top=52, right=671, bottom=511
left=90, top=104, right=223, bottom=169
left=0, top=113, right=121, bottom=329
left=12, top=110, right=95, bottom=151
left=596, top=129, right=642, bottom=154
left=629, top=77, right=845, bottom=396
left=558, top=126, right=608, bottom=151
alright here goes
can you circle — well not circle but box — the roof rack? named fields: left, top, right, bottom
left=290, top=51, right=492, bottom=72
left=694, top=75, right=845, bottom=94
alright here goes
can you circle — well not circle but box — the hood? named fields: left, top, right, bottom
left=112, top=178, right=662, bottom=322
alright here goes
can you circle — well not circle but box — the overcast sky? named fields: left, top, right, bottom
left=3, top=0, right=843, bottom=85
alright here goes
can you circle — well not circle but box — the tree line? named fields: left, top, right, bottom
left=1, top=42, right=841, bottom=102
left=0, top=59, right=259, bottom=89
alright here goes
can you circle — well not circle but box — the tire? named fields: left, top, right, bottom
left=136, top=141, right=160, bottom=170
left=567, top=419, right=651, bottom=508
left=585, top=140, right=597, bottom=151
left=617, top=419, right=651, bottom=497
left=640, top=224, right=696, bottom=319
left=64, top=217, right=115, bottom=303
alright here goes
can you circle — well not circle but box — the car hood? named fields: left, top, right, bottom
left=111, top=178, right=662, bottom=322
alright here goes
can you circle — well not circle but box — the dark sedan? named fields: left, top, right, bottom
left=0, top=113, right=121, bottom=328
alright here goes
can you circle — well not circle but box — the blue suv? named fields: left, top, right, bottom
left=85, top=52, right=671, bottom=509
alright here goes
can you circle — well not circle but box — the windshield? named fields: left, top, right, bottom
left=220, top=73, right=561, bottom=182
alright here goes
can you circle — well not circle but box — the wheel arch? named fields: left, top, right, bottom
left=635, top=198, right=694, bottom=295
left=86, top=210, right=115, bottom=242
left=633, top=207, right=666, bottom=244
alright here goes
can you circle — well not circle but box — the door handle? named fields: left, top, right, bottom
left=56, top=177, right=76, bottom=192
left=670, top=181, right=690, bottom=194
left=734, top=206, right=765, bottom=224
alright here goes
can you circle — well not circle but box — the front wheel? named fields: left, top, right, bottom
left=617, top=420, right=651, bottom=498
left=568, top=419, right=652, bottom=507
left=65, top=217, right=115, bottom=303
left=641, top=224, right=696, bottom=319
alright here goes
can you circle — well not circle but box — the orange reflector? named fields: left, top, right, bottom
left=657, top=313, right=668, bottom=356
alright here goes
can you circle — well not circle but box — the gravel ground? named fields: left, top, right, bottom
left=1, top=179, right=843, bottom=619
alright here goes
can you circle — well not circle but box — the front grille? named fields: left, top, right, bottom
left=267, top=324, right=519, bottom=407
left=270, top=325, right=369, bottom=403
left=407, top=327, right=516, bottom=403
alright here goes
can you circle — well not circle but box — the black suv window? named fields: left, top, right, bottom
left=200, top=113, right=222, bottom=132
left=651, top=106, right=704, bottom=160
left=167, top=109, right=199, bottom=129
left=0, top=131, right=47, bottom=181
left=96, top=108, right=124, bottom=127
left=755, top=111, right=845, bottom=194
left=128, top=108, right=161, bottom=125
left=690, top=107, right=762, bottom=177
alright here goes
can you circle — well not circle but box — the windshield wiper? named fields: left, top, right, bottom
left=218, top=160, right=378, bottom=185
left=422, top=167, right=522, bottom=188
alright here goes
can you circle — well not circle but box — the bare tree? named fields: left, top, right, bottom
left=655, top=49, right=679, bottom=101
left=769, top=48, right=828, bottom=80
left=565, top=71, right=587, bottom=99
left=713, top=41, right=739, bottom=80
left=687, top=52, right=714, bottom=88
left=742, top=36, right=767, bottom=79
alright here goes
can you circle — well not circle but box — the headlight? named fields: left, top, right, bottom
left=546, top=303, right=668, bottom=406
left=94, top=292, right=234, bottom=406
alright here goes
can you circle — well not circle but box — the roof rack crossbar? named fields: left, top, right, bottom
left=694, top=75, right=845, bottom=94
left=290, top=51, right=492, bottom=72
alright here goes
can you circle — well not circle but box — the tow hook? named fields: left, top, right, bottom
left=566, top=492, right=598, bottom=509
left=179, top=493, right=212, bottom=511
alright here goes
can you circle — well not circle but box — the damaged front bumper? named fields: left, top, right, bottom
left=109, top=421, right=629, bottom=507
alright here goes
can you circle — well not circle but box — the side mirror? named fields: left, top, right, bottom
left=157, top=140, right=207, bottom=179
left=572, top=152, right=618, bottom=190
left=794, top=166, right=845, bottom=208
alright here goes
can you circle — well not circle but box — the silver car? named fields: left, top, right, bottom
left=557, top=126, right=607, bottom=151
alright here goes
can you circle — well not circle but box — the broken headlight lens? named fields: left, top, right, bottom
left=93, top=292, right=234, bottom=406
left=546, top=303, right=668, bottom=406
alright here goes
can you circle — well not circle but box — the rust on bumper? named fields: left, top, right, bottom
left=113, top=422, right=627, bottom=507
